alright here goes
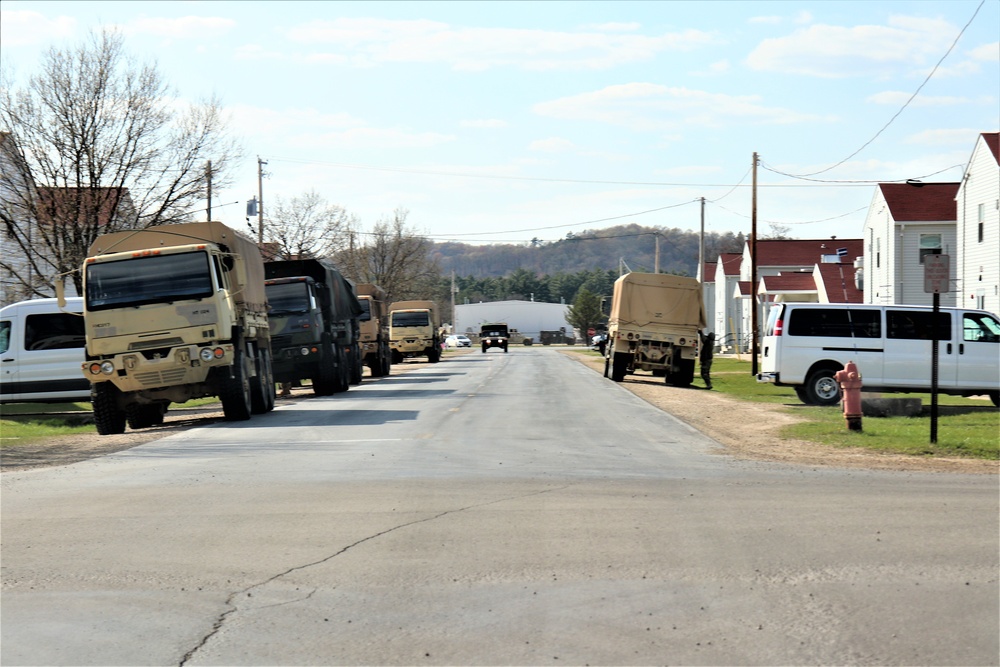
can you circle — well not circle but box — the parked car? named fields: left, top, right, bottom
left=759, top=302, right=1000, bottom=406
left=445, top=334, right=472, bottom=348
left=1, top=297, right=91, bottom=404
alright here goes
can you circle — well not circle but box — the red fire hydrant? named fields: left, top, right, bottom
left=834, top=361, right=863, bottom=432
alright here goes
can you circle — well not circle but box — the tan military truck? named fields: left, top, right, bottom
left=357, top=283, right=391, bottom=376
left=389, top=300, right=441, bottom=363
left=79, top=221, right=274, bottom=434
left=604, top=272, right=706, bottom=386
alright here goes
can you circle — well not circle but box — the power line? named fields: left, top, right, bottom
left=769, top=0, right=986, bottom=178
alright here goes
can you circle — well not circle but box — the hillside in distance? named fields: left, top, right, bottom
left=430, top=224, right=747, bottom=278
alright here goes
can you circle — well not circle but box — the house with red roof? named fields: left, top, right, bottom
left=727, top=238, right=863, bottom=351
left=955, top=132, right=999, bottom=314
left=711, top=252, right=743, bottom=351
left=862, top=181, right=960, bottom=307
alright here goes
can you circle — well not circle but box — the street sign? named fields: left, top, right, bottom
left=924, top=254, right=950, bottom=294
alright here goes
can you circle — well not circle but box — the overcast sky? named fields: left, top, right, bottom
left=2, top=0, right=998, bottom=246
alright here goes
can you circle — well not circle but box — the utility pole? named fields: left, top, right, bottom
left=206, top=160, right=213, bottom=221
left=751, top=152, right=759, bottom=377
left=257, top=156, right=268, bottom=244
left=654, top=233, right=660, bottom=274
left=698, top=197, right=705, bottom=284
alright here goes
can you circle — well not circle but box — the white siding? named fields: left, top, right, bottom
left=895, top=223, right=958, bottom=307
left=956, top=136, right=1000, bottom=314
left=863, top=187, right=896, bottom=304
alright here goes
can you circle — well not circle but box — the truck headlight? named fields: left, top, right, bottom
left=300, top=347, right=311, bottom=356
left=88, top=361, right=115, bottom=375
left=200, top=348, right=215, bottom=362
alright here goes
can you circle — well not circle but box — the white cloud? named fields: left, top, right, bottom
left=533, top=83, right=834, bottom=130
left=460, top=119, right=508, bottom=129
left=0, top=9, right=75, bottom=46
left=529, top=137, right=576, bottom=153
left=745, top=15, right=956, bottom=78
left=867, top=91, right=975, bottom=106
left=748, top=16, right=783, bottom=26
left=968, top=41, right=1000, bottom=62
left=124, top=15, right=236, bottom=40
left=281, top=18, right=719, bottom=71
left=903, top=129, right=982, bottom=147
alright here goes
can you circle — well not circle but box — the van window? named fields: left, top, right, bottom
left=886, top=310, right=950, bottom=340
left=963, top=313, right=1000, bottom=343
left=24, top=313, right=86, bottom=350
left=786, top=308, right=880, bottom=338
left=0, top=320, right=10, bottom=354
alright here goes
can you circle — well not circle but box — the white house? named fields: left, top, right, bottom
left=862, top=182, right=960, bottom=307
left=712, top=253, right=742, bottom=350
left=955, top=132, right=999, bottom=314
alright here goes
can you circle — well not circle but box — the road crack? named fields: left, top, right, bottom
left=177, top=484, right=569, bottom=666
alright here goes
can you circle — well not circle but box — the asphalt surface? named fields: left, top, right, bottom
left=2, top=348, right=998, bottom=666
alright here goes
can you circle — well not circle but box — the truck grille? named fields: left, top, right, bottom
left=134, top=368, right=188, bottom=387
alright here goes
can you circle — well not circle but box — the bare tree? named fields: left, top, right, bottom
left=263, top=190, right=357, bottom=261
left=0, top=28, right=242, bottom=298
left=338, top=209, right=440, bottom=304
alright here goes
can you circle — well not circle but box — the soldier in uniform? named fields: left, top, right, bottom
left=699, top=330, right=715, bottom=389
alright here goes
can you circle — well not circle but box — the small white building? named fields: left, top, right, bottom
left=455, top=300, right=571, bottom=340
left=862, top=182, right=960, bottom=307
left=955, top=132, right=999, bottom=314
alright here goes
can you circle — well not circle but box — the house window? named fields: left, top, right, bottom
left=876, top=237, right=880, bottom=268
left=978, top=203, right=985, bottom=243
left=918, top=233, right=942, bottom=263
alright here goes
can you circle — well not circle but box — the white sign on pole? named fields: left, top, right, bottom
left=924, top=254, right=950, bottom=294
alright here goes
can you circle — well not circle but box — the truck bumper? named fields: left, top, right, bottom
left=392, top=339, right=433, bottom=353
left=83, top=344, right=233, bottom=392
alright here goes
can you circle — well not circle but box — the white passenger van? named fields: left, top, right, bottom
left=0, top=297, right=91, bottom=403
left=758, top=303, right=1000, bottom=407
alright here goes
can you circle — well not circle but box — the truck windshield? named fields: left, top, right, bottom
left=266, top=282, right=313, bottom=315
left=358, top=298, right=372, bottom=322
left=86, top=251, right=213, bottom=311
left=393, top=312, right=429, bottom=327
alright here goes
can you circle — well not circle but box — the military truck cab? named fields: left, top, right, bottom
left=480, top=323, right=509, bottom=353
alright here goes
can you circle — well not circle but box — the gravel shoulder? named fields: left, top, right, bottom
left=565, top=351, right=997, bottom=475
left=2, top=351, right=996, bottom=474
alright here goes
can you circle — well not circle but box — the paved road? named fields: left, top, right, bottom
left=2, top=348, right=997, bottom=666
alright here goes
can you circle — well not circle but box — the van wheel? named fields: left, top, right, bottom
left=794, top=386, right=811, bottom=404
left=805, top=369, right=841, bottom=406
left=92, top=383, right=126, bottom=435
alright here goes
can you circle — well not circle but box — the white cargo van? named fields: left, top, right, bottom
left=0, top=297, right=91, bottom=404
left=758, top=303, right=999, bottom=407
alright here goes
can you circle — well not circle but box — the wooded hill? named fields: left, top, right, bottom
left=430, top=224, right=747, bottom=279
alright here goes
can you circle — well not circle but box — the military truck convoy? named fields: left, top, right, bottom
left=603, top=272, right=706, bottom=387
left=78, top=222, right=276, bottom=434
left=56, top=225, right=703, bottom=435
left=389, top=300, right=442, bottom=364
left=264, top=258, right=364, bottom=396
left=357, top=284, right=392, bottom=377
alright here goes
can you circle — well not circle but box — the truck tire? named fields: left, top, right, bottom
left=220, top=347, right=253, bottom=421
left=381, top=347, right=392, bottom=376
left=126, top=403, right=166, bottom=430
left=666, top=355, right=695, bottom=387
left=332, top=346, right=350, bottom=392
left=350, top=349, right=364, bottom=385
left=92, top=382, right=126, bottom=435
left=250, top=345, right=270, bottom=414
left=391, top=349, right=403, bottom=365
left=611, top=349, right=629, bottom=383
left=312, top=347, right=338, bottom=396
left=804, top=368, right=841, bottom=407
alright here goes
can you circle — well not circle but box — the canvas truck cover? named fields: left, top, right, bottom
left=88, top=221, right=267, bottom=309
left=265, top=258, right=363, bottom=322
left=610, top=272, right=706, bottom=329
left=357, top=283, right=387, bottom=301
